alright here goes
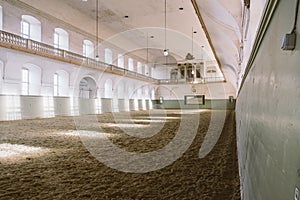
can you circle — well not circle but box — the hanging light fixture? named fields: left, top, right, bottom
left=95, top=0, right=100, bottom=61
left=163, top=0, right=168, bottom=56
left=201, top=45, right=204, bottom=62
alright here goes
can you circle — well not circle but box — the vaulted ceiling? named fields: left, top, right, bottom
left=19, top=0, right=244, bottom=90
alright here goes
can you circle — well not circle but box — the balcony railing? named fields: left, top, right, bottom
left=158, top=77, right=225, bottom=84
left=0, top=30, right=156, bottom=83
left=0, top=30, right=226, bottom=85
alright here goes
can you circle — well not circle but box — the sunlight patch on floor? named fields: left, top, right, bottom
left=57, top=130, right=114, bottom=138
left=0, top=143, right=48, bottom=160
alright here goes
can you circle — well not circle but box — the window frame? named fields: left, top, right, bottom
left=21, top=68, right=29, bottom=95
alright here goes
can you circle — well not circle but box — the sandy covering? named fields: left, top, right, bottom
left=0, top=109, right=240, bottom=199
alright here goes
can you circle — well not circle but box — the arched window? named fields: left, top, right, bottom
left=22, top=64, right=41, bottom=95
left=79, top=77, right=97, bottom=99
left=128, top=58, right=134, bottom=71
left=55, top=70, right=69, bottom=96
left=53, top=73, right=59, bottom=96
left=21, top=68, right=29, bottom=95
left=83, top=40, right=94, bottom=58
left=54, top=28, right=69, bottom=50
left=137, top=62, right=143, bottom=74
left=0, top=6, right=3, bottom=30
left=104, top=48, right=113, bottom=64
left=117, top=54, right=124, bottom=68
left=21, top=15, right=41, bottom=41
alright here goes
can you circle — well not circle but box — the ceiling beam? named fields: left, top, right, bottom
left=190, top=0, right=224, bottom=76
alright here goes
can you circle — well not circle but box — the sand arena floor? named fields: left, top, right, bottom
left=0, top=109, right=240, bottom=200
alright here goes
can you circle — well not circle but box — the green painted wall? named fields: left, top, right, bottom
left=236, top=1, right=300, bottom=199
left=152, top=99, right=235, bottom=110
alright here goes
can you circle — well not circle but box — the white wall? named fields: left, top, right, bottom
left=236, top=1, right=300, bottom=199
left=0, top=46, right=154, bottom=120
left=156, top=82, right=236, bottom=100
left=152, top=66, right=173, bottom=79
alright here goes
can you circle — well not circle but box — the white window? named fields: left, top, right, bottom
left=54, top=32, right=59, bottom=48
left=54, top=28, right=69, bottom=50
left=117, top=54, right=124, bottom=68
left=83, top=40, right=94, bottom=58
left=21, top=21, right=30, bottom=39
left=53, top=73, right=59, bottom=96
left=145, top=64, right=150, bottom=76
left=137, top=62, right=143, bottom=74
left=21, top=15, right=41, bottom=41
left=104, top=48, right=113, bottom=64
left=21, top=68, right=29, bottom=95
left=54, top=70, right=69, bottom=96
left=128, top=58, right=134, bottom=71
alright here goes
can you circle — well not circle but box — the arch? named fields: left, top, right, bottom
left=21, top=15, right=41, bottom=41
left=83, top=40, right=94, bottom=58
left=104, top=48, right=113, bottom=64
left=54, top=28, right=69, bottom=50
left=104, top=79, right=113, bottom=98
left=79, top=77, right=97, bottom=99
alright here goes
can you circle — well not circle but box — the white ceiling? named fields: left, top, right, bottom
left=19, top=0, right=244, bottom=89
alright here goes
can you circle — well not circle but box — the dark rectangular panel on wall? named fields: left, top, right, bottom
left=184, top=95, right=205, bottom=105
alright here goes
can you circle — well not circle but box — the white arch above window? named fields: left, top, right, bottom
left=21, top=15, right=41, bottom=41
left=54, top=28, right=69, bottom=50
left=83, top=40, right=94, bottom=58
